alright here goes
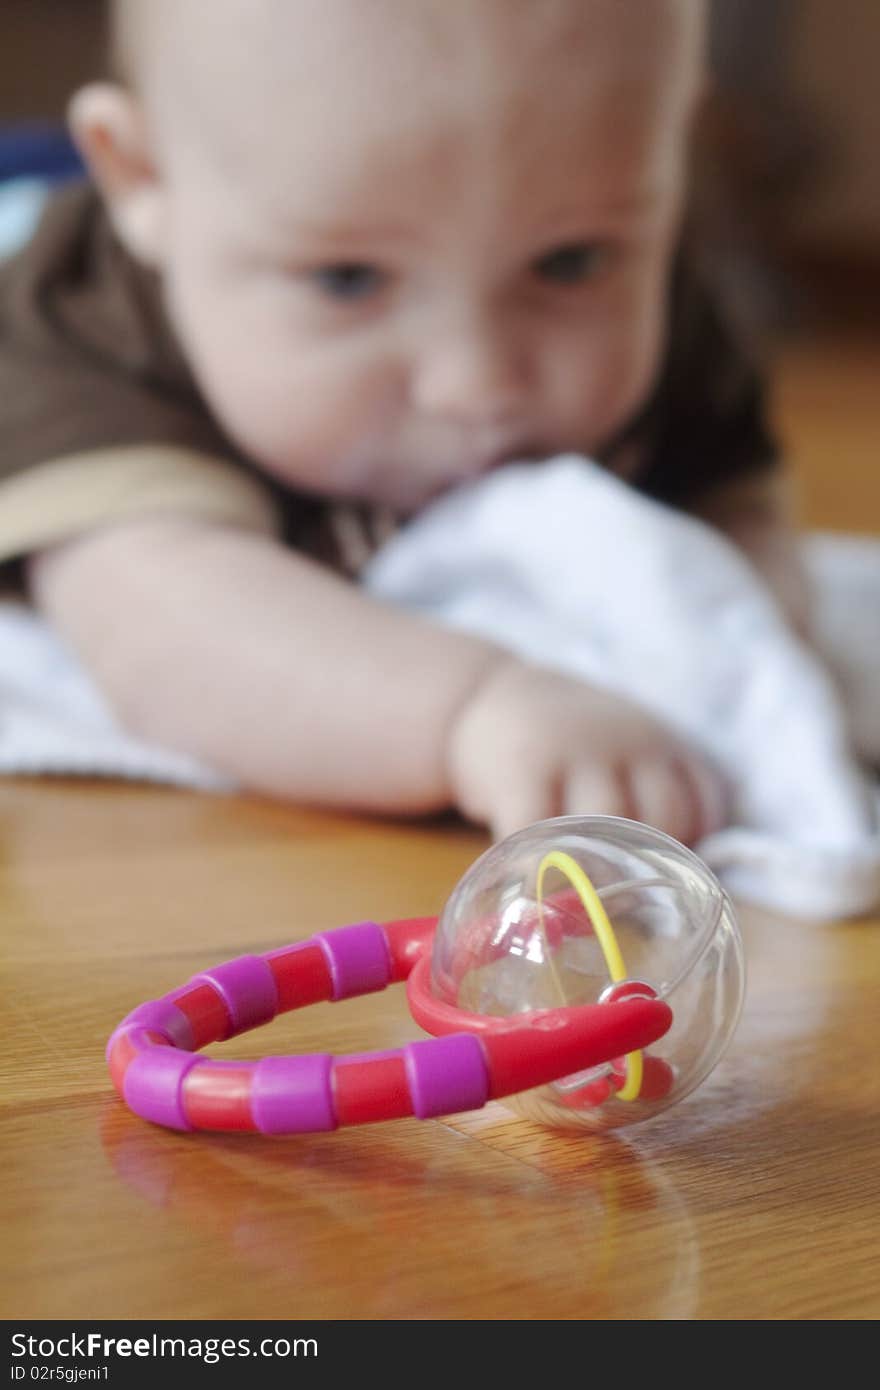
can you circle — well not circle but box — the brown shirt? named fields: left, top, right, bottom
left=0, top=181, right=778, bottom=584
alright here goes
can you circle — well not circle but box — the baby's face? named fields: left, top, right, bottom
left=139, top=0, right=703, bottom=513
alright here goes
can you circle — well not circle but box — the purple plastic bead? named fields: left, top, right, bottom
left=193, top=954, right=279, bottom=1034
left=123, top=1047, right=204, bottom=1131
left=404, top=1034, right=490, bottom=1119
left=251, top=1054, right=337, bottom=1134
left=105, top=999, right=195, bottom=1061
left=314, top=921, right=392, bottom=1000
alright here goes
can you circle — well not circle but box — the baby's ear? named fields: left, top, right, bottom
left=68, top=83, right=166, bottom=267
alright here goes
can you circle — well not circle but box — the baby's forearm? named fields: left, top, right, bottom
left=27, top=518, right=506, bottom=812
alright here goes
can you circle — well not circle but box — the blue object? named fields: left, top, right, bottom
left=0, top=179, right=51, bottom=259
left=0, top=124, right=84, bottom=184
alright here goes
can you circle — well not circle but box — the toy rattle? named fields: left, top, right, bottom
left=107, top=817, right=745, bottom=1135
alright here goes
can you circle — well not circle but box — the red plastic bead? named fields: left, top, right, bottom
left=333, top=1055, right=412, bottom=1125
left=173, top=984, right=232, bottom=1047
left=267, top=943, right=334, bottom=1012
left=182, top=1063, right=258, bottom=1132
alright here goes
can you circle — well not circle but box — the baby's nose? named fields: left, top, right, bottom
left=411, top=315, right=531, bottom=427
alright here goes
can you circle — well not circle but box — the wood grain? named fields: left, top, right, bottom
left=2, top=336, right=878, bottom=1320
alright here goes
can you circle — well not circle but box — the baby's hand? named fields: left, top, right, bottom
left=447, top=658, right=727, bottom=846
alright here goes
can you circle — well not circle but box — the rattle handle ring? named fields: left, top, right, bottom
left=107, top=919, right=671, bottom=1135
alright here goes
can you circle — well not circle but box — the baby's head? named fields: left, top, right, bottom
left=73, top=0, right=705, bottom=513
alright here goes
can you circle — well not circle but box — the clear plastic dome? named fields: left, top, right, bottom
left=431, top=816, right=745, bottom=1131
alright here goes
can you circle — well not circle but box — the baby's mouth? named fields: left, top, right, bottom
left=405, top=439, right=551, bottom=510
left=479, top=439, right=549, bottom=473
left=459, top=434, right=545, bottom=471
left=446, top=441, right=546, bottom=489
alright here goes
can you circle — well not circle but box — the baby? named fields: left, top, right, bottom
left=0, top=0, right=808, bottom=844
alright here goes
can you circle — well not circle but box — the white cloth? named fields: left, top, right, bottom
left=0, top=601, right=231, bottom=791
left=363, top=458, right=880, bottom=921
left=2, top=455, right=878, bottom=921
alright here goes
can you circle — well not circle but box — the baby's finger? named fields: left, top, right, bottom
left=489, top=769, right=563, bottom=842
left=626, top=755, right=696, bottom=844
left=679, top=753, right=729, bottom=840
left=563, top=763, right=633, bottom=821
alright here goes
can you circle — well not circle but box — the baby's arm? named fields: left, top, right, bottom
left=26, top=516, right=503, bottom=814
left=27, top=517, right=725, bottom=841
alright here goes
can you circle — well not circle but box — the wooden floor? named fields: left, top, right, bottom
left=2, top=333, right=878, bottom=1321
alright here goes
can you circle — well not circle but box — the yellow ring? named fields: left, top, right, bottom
left=536, top=849, right=643, bottom=1102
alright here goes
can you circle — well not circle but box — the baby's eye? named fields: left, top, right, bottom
left=532, top=241, right=609, bottom=285
left=309, top=263, right=387, bottom=300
